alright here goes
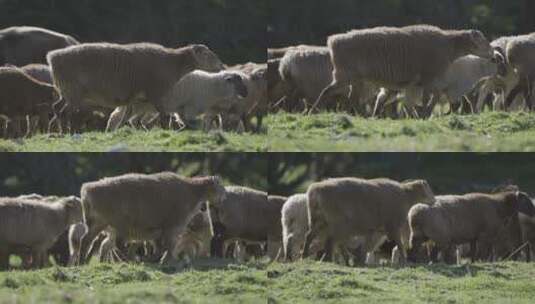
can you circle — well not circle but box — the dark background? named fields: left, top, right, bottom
left=0, top=153, right=267, bottom=196
left=268, top=153, right=535, bottom=197
left=0, top=0, right=267, bottom=64
left=268, top=0, right=535, bottom=47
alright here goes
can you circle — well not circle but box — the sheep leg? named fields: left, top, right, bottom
left=48, top=97, right=68, bottom=134
left=302, top=227, right=320, bottom=259
left=80, top=221, right=107, bottom=264
left=322, top=237, right=335, bottom=262
left=266, top=238, right=282, bottom=261
left=308, top=80, right=349, bottom=115
left=504, top=82, right=525, bottom=111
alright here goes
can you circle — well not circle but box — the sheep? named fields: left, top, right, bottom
left=68, top=223, right=88, bottom=266
left=519, top=200, right=535, bottom=261
left=268, top=58, right=295, bottom=111
left=267, top=45, right=324, bottom=60
left=226, top=62, right=267, bottom=132
left=0, top=26, right=78, bottom=66
left=304, top=177, right=434, bottom=265
left=161, top=70, right=248, bottom=130
left=0, top=196, right=83, bottom=269
left=47, top=42, right=224, bottom=133
left=173, top=204, right=214, bottom=259
left=0, top=66, right=58, bottom=138
left=407, top=191, right=535, bottom=264
left=279, top=47, right=380, bottom=115
left=80, top=172, right=225, bottom=265
left=20, top=64, right=53, bottom=84
left=503, top=33, right=535, bottom=110
left=473, top=36, right=527, bottom=112
left=281, top=193, right=388, bottom=264
left=310, top=25, right=494, bottom=115
left=423, top=54, right=501, bottom=115
left=281, top=193, right=310, bottom=261
left=209, top=186, right=282, bottom=260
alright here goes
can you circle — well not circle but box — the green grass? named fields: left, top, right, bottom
left=268, top=111, right=535, bottom=151
left=0, top=127, right=268, bottom=152
left=1, top=260, right=534, bottom=303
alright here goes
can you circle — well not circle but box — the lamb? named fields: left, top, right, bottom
left=209, top=186, right=282, bottom=260
left=47, top=43, right=225, bottom=133
left=226, top=62, right=267, bottom=132
left=304, top=177, right=434, bottom=264
left=407, top=191, right=535, bottom=264
left=0, top=196, right=83, bottom=269
left=20, top=64, right=53, bottom=84
left=0, top=26, right=79, bottom=66
left=0, top=66, right=58, bottom=138
left=162, top=70, right=248, bottom=130
left=281, top=193, right=309, bottom=260
left=310, top=25, right=494, bottom=114
left=80, top=172, right=225, bottom=264
left=423, top=54, right=501, bottom=115
left=68, top=222, right=88, bottom=266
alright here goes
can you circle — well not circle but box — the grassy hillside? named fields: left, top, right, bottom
left=268, top=112, right=535, bottom=152
left=0, top=128, right=268, bottom=152
left=1, top=260, right=533, bottom=303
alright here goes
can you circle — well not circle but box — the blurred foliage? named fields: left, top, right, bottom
left=268, top=0, right=535, bottom=47
left=0, top=0, right=267, bottom=64
left=0, top=153, right=267, bottom=196
left=269, top=153, right=535, bottom=197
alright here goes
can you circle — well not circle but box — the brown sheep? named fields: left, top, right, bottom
left=408, top=191, right=535, bottom=264
left=47, top=43, right=224, bottom=133
left=0, top=196, right=83, bottom=269
left=80, top=172, right=225, bottom=264
left=304, top=177, right=434, bottom=264
left=209, top=186, right=282, bottom=260
left=311, top=25, right=494, bottom=114
left=0, top=66, right=58, bottom=138
left=0, top=26, right=78, bottom=66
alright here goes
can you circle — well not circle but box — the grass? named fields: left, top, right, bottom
left=1, top=259, right=534, bottom=303
left=267, top=111, right=535, bottom=151
left=0, top=127, right=268, bottom=152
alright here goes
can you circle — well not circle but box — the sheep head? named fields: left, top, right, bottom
left=464, top=29, right=493, bottom=59
left=191, top=44, right=225, bottom=72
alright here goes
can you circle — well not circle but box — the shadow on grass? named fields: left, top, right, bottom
left=144, top=257, right=269, bottom=274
